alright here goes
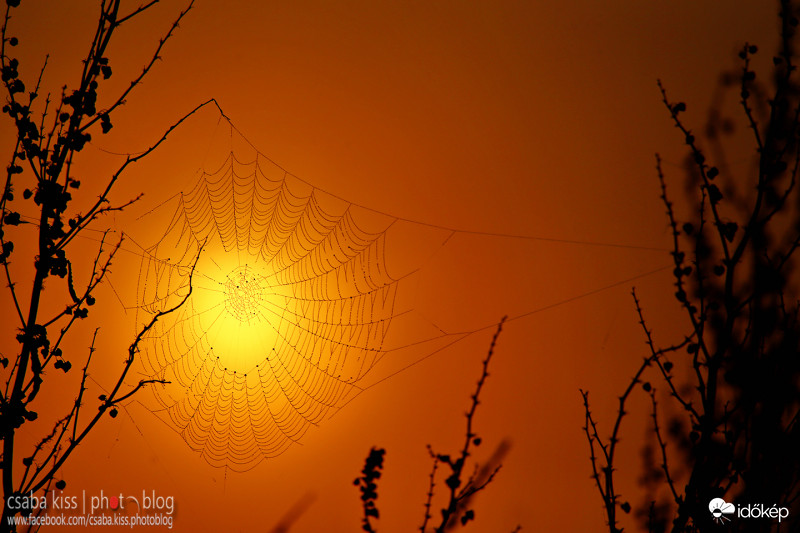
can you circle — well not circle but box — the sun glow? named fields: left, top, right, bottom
left=189, top=261, right=284, bottom=374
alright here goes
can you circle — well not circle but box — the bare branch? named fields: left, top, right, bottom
left=57, top=98, right=216, bottom=251
left=648, top=389, right=680, bottom=505
left=27, top=241, right=203, bottom=495
left=72, top=328, right=100, bottom=442
left=430, top=317, right=506, bottom=533
left=79, top=0, right=195, bottom=133
left=115, top=0, right=161, bottom=26
left=632, top=288, right=699, bottom=422
left=420, top=447, right=439, bottom=533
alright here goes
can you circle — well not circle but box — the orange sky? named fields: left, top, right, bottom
left=0, top=1, right=783, bottom=531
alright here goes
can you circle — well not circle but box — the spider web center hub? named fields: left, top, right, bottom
left=223, top=266, right=266, bottom=323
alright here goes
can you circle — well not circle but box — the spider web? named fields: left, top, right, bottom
left=119, top=117, right=669, bottom=472
left=132, top=145, right=401, bottom=471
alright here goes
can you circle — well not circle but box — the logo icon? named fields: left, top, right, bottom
left=709, top=498, right=736, bottom=524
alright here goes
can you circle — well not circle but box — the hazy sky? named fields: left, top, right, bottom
left=0, top=1, right=782, bottom=531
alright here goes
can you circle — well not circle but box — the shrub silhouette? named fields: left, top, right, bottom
left=354, top=319, right=521, bottom=533
left=0, top=1, right=215, bottom=529
left=581, top=1, right=800, bottom=532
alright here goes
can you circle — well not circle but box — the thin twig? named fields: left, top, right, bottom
left=647, top=388, right=680, bottom=504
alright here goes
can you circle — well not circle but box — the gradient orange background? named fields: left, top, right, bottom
left=0, top=1, right=781, bottom=531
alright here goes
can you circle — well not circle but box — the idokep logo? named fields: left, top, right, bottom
left=708, top=497, right=790, bottom=525
left=709, top=498, right=735, bottom=524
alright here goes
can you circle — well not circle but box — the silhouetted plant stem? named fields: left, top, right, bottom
left=356, top=317, right=516, bottom=532
left=354, top=447, right=385, bottom=533
left=0, top=1, right=208, bottom=530
left=420, top=446, right=439, bottom=533
left=430, top=317, right=506, bottom=533
left=583, top=2, right=800, bottom=531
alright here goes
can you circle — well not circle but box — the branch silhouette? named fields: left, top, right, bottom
left=0, top=1, right=207, bottom=529
left=582, top=1, right=800, bottom=531
left=354, top=317, right=521, bottom=533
